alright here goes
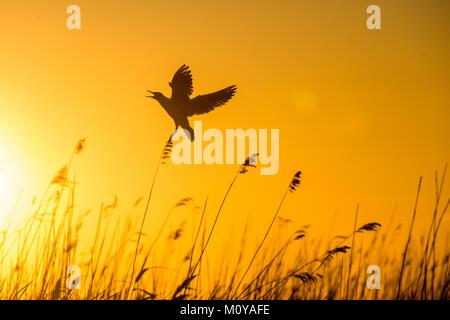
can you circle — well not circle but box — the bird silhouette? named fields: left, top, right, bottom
left=147, top=65, right=237, bottom=141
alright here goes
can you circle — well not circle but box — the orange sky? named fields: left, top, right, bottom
left=0, top=0, right=449, bottom=251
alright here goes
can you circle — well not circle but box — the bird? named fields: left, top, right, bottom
left=147, top=65, right=237, bottom=141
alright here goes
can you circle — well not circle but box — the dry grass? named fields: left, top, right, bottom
left=0, top=140, right=448, bottom=300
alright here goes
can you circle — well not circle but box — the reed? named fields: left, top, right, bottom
left=0, top=141, right=448, bottom=300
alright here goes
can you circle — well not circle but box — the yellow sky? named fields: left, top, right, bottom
left=0, top=0, right=449, bottom=248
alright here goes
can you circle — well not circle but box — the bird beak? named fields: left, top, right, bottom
left=146, top=90, right=156, bottom=99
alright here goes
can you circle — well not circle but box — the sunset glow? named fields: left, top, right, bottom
left=0, top=0, right=448, bottom=302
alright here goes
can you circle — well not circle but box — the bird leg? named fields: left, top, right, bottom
left=168, top=122, right=179, bottom=142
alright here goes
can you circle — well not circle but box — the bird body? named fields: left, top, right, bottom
left=147, top=65, right=237, bottom=140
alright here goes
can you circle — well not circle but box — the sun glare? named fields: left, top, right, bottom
left=0, top=149, right=22, bottom=222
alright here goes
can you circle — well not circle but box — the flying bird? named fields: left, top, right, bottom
left=147, top=65, right=237, bottom=141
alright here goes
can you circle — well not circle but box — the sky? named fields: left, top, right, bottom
left=0, top=0, right=449, bottom=252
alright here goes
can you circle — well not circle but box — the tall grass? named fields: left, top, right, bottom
left=0, top=140, right=448, bottom=300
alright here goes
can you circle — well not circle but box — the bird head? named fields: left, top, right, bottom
left=146, top=91, right=164, bottom=101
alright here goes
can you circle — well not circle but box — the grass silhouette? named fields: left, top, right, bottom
left=0, top=139, right=448, bottom=300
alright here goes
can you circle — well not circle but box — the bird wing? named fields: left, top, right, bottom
left=188, top=85, right=237, bottom=116
left=170, top=65, right=193, bottom=102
